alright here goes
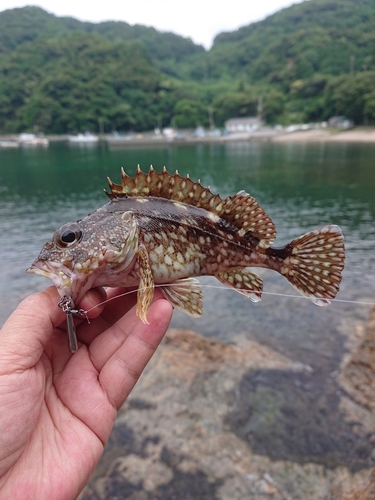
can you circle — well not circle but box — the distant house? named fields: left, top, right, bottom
left=328, top=116, right=354, bottom=129
left=225, top=117, right=263, bottom=133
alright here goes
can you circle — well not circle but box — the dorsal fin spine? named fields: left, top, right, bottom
left=107, top=167, right=276, bottom=247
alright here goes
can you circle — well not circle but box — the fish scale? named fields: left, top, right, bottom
left=28, top=166, right=346, bottom=352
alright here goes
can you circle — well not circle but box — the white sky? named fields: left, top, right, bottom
left=0, top=0, right=306, bottom=49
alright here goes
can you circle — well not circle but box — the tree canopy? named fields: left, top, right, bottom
left=0, top=0, right=374, bottom=133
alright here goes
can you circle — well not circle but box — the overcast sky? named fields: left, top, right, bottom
left=0, top=0, right=306, bottom=49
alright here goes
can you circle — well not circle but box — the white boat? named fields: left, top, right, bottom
left=68, top=132, right=99, bottom=143
left=18, top=133, right=49, bottom=146
left=0, top=140, right=19, bottom=148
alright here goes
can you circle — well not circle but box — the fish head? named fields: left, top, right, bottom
left=27, top=210, right=138, bottom=306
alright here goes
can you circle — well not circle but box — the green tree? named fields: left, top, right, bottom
left=263, top=90, right=286, bottom=123
left=212, top=92, right=258, bottom=126
left=323, top=72, right=375, bottom=123
left=364, top=91, right=375, bottom=124
left=1, top=1, right=375, bottom=132
left=173, top=99, right=207, bottom=128
left=0, top=33, right=164, bottom=133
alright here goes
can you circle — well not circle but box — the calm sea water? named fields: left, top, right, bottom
left=0, top=140, right=374, bottom=369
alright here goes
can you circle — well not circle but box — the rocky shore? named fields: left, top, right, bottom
left=79, top=308, right=375, bottom=500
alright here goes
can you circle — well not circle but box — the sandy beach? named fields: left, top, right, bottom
left=272, top=127, right=375, bottom=143
left=103, top=127, right=375, bottom=147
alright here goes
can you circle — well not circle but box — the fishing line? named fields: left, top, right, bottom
left=82, top=283, right=375, bottom=316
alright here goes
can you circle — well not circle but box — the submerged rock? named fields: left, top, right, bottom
left=80, top=323, right=375, bottom=500
left=339, top=307, right=375, bottom=411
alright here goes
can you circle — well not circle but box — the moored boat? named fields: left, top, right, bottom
left=67, top=132, right=99, bottom=143
left=0, top=140, right=19, bottom=148
left=18, top=133, right=49, bottom=146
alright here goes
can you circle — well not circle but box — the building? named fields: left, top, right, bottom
left=224, top=117, right=263, bottom=133
left=328, top=116, right=354, bottom=129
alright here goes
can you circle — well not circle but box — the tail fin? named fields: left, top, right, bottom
left=280, top=225, right=345, bottom=306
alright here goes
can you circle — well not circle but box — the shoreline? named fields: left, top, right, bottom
left=272, top=127, right=375, bottom=143
left=1, top=127, right=375, bottom=147
left=105, top=127, right=375, bottom=146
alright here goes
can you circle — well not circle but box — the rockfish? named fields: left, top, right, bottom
left=28, top=167, right=345, bottom=350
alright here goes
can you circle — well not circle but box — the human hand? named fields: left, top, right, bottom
left=0, top=286, right=172, bottom=500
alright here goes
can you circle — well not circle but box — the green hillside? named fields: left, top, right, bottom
left=198, top=0, right=375, bottom=124
left=206, top=0, right=375, bottom=82
left=0, top=1, right=374, bottom=134
left=0, top=6, right=204, bottom=73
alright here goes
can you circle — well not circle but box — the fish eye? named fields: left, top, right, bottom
left=54, top=224, right=82, bottom=248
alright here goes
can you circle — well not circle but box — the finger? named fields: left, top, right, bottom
left=86, top=289, right=164, bottom=364
left=76, top=288, right=138, bottom=345
left=99, top=297, right=172, bottom=410
left=0, top=287, right=66, bottom=367
left=78, top=287, right=107, bottom=319
left=96, top=287, right=138, bottom=321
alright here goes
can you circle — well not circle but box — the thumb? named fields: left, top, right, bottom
left=0, top=287, right=65, bottom=367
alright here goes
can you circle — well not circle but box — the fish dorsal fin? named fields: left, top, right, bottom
left=105, top=166, right=218, bottom=206
left=105, top=166, right=276, bottom=248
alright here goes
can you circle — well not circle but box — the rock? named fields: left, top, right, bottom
left=79, top=325, right=375, bottom=500
left=339, top=306, right=375, bottom=410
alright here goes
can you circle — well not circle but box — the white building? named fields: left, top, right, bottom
left=225, top=117, right=263, bottom=133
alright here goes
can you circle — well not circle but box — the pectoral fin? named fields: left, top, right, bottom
left=215, top=269, right=263, bottom=302
left=160, top=278, right=203, bottom=317
left=137, top=245, right=154, bottom=323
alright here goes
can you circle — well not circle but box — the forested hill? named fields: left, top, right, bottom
left=0, top=6, right=204, bottom=72
left=207, top=0, right=375, bottom=81
left=0, top=0, right=374, bottom=134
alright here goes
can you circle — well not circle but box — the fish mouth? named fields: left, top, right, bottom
left=27, top=259, right=99, bottom=306
left=27, top=259, right=76, bottom=298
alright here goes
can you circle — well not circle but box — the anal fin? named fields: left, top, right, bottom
left=215, top=269, right=263, bottom=302
left=160, top=278, right=203, bottom=317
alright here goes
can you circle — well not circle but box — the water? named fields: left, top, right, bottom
left=0, top=140, right=374, bottom=370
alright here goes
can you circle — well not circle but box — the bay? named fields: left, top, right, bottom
left=0, top=140, right=374, bottom=370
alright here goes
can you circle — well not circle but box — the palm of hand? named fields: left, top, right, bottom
left=0, top=287, right=172, bottom=499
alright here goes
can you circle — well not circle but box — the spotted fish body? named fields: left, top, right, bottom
left=28, top=166, right=345, bottom=326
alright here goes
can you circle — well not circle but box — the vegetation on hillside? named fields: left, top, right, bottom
left=0, top=0, right=374, bottom=134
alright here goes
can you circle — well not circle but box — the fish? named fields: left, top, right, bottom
left=28, top=166, right=345, bottom=350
